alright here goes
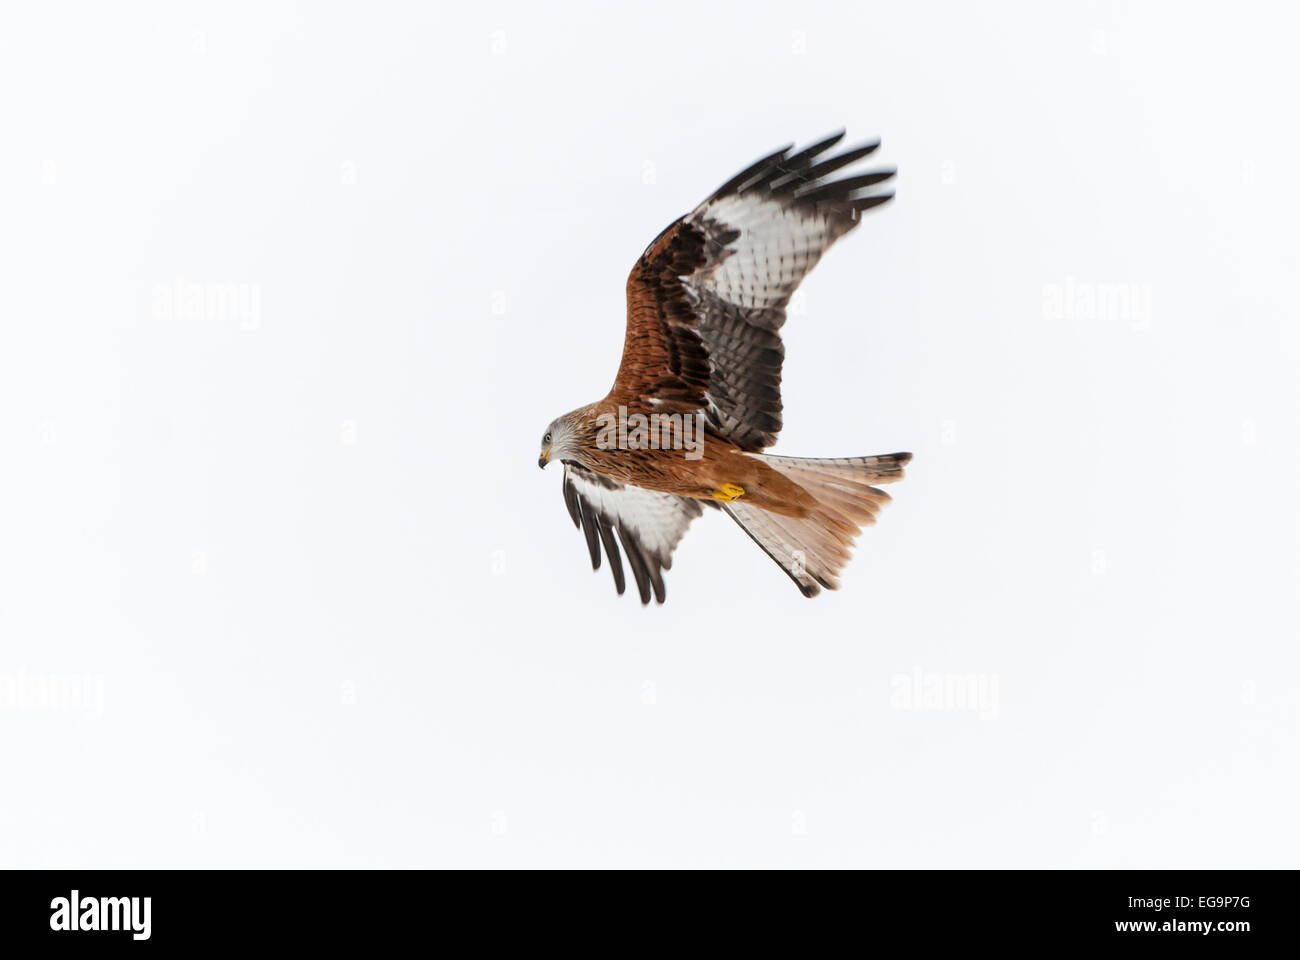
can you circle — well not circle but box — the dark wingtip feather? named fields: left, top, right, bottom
left=563, top=477, right=581, bottom=528
left=711, top=143, right=794, bottom=199
left=596, top=518, right=625, bottom=595
left=616, top=527, right=653, bottom=605
left=796, top=170, right=896, bottom=204
left=851, top=193, right=894, bottom=214
left=578, top=500, right=601, bottom=570
left=647, top=564, right=666, bottom=604
left=775, top=131, right=846, bottom=173
left=739, top=133, right=850, bottom=196
left=771, top=140, right=879, bottom=195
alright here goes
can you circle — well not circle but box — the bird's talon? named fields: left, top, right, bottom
left=711, top=483, right=746, bottom=502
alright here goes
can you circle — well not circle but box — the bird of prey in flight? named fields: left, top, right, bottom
left=539, top=131, right=909, bottom=603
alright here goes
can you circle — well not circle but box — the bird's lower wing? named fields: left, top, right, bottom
left=561, top=464, right=703, bottom=604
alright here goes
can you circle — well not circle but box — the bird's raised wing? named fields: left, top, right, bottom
left=562, top=463, right=704, bottom=604
left=613, top=131, right=894, bottom=451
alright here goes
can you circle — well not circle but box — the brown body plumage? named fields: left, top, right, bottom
left=557, top=399, right=814, bottom=515
left=540, top=132, right=910, bottom=602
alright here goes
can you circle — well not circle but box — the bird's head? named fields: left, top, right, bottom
left=538, top=408, right=594, bottom=469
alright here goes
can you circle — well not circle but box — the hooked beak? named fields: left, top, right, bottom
left=539, top=446, right=551, bottom=470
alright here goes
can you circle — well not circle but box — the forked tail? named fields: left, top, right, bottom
left=723, top=452, right=911, bottom=597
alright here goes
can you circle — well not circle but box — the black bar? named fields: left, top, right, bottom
left=0, top=869, right=1288, bottom=948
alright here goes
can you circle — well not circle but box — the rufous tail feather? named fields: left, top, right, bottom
left=722, top=452, right=910, bottom=597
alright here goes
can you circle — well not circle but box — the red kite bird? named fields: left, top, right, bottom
left=539, top=132, right=910, bottom=603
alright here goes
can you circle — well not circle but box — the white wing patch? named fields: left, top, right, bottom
left=562, top=464, right=703, bottom=604
left=693, top=196, right=838, bottom=314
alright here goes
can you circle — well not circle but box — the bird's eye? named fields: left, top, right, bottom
left=543, top=433, right=552, bottom=445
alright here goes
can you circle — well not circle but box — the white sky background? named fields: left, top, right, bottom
left=1, top=1, right=1296, bottom=867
